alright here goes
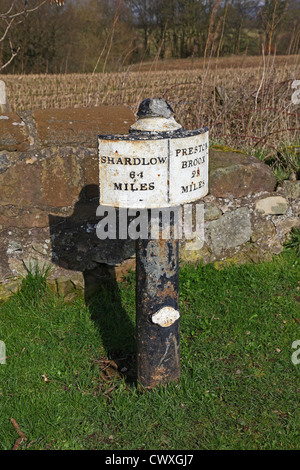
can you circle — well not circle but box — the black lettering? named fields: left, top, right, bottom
left=114, top=182, right=122, bottom=190
left=102, top=155, right=171, bottom=166
left=149, top=182, right=155, bottom=190
left=181, top=180, right=205, bottom=194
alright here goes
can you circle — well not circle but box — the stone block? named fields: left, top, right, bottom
left=204, top=203, right=222, bottom=221
left=209, top=149, right=276, bottom=197
left=282, top=180, right=300, bottom=199
left=0, top=147, right=91, bottom=210
left=255, top=196, right=288, bottom=215
left=251, top=218, right=275, bottom=243
left=34, top=106, right=135, bottom=148
left=208, top=207, right=251, bottom=255
left=0, top=113, right=29, bottom=151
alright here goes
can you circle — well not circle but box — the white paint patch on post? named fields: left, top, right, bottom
left=152, top=306, right=180, bottom=327
left=0, top=80, right=6, bottom=106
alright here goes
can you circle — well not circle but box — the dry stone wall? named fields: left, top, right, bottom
left=0, top=106, right=299, bottom=301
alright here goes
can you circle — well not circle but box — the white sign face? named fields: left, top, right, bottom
left=169, top=132, right=208, bottom=204
left=98, top=130, right=208, bottom=208
left=99, top=139, right=169, bottom=208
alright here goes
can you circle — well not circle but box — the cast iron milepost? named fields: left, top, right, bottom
left=98, top=98, right=209, bottom=388
left=135, top=218, right=180, bottom=387
left=132, top=99, right=181, bottom=387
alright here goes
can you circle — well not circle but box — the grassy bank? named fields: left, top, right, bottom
left=0, top=248, right=299, bottom=450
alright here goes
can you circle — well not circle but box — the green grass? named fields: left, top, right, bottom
left=253, top=144, right=300, bottom=183
left=0, top=249, right=299, bottom=450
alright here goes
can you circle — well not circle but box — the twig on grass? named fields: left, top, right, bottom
left=11, top=418, right=27, bottom=450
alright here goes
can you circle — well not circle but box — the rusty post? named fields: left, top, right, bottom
left=132, top=99, right=181, bottom=388
left=98, top=97, right=209, bottom=389
left=135, top=213, right=180, bottom=387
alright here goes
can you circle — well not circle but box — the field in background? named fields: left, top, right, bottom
left=2, top=54, right=300, bottom=177
left=129, top=55, right=299, bottom=71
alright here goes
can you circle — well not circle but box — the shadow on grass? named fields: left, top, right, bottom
left=86, top=274, right=136, bottom=384
left=49, top=184, right=136, bottom=384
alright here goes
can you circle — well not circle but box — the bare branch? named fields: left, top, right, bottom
left=0, top=38, right=20, bottom=71
left=0, top=2, right=16, bottom=19
left=2, top=1, right=48, bottom=20
left=0, top=18, right=15, bottom=43
left=0, top=0, right=62, bottom=70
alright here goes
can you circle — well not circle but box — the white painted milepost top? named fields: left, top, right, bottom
left=98, top=98, right=209, bottom=208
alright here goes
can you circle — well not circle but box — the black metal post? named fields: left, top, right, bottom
left=136, top=212, right=180, bottom=388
